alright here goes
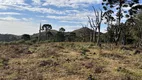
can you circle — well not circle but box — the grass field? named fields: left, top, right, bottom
left=0, top=42, right=142, bottom=80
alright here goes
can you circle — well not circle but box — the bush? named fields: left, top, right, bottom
left=21, top=34, right=31, bottom=41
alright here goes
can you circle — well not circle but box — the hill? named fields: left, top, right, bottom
left=0, top=27, right=104, bottom=42
left=0, top=34, right=20, bottom=42
left=0, top=42, right=142, bottom=80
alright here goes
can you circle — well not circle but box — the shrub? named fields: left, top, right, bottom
left=21, top=34, right=31, bottom=41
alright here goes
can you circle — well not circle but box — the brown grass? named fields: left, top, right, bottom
left=0, top=42, right=142, bottom=80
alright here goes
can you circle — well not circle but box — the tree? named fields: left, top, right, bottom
left=38, top=23, right=42, bottom=42
left=103, top=10, right=115, bottom=43
left=59, top=27, right=65, bottom=33
left=55, top=27, right=66, bottom=42
left=103, top=10, right=115, bottom=28
left=55, top=32, right=65, bottom=42
left=125, top=12, right=142, bottom=46
left=106, top=25, right=115, bottom=43
left=42, top=24, right=52, bottom=40
left=136, top=12, right=142, bottom=45
left=92, top=7, right=104, bottom=47
left=120, top=23, right=128, bottom=45
left=102, top=0, right=140, bottom=45
left=21, top=34, right=30, bottom=41
left=88, top=16, right=97, bottom=42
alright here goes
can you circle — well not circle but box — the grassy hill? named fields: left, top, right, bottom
left=0, top=42, right=142, bottom=80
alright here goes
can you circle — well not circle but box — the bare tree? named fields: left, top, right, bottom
left=88, top=16, right=97, bottom=42
left=38, top=23, right=42, bottom=42
left=93, top=7, right=104, bottom=47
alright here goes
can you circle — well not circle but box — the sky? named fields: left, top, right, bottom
left=0, top=0, right=104, bottom=35
left=0, top=0, right=141, bottom=35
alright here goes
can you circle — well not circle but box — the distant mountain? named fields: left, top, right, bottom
left=73, top=27, right=93, bottom=36
left=0, top=34, right=20, bottom=42
left=0, top=27, right=104, bottom=42
left=32, top=29, right=58, bottom=39
left=73, top=27, right=93, bottom=41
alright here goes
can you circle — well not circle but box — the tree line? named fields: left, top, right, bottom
left=87, top=0, right=142, bottom=47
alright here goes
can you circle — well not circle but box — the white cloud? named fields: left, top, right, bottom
left=0, top=16, right=34, bottom=22
left=43, top=0, right=102, bottom=8
left=0, top=12, right=21, bottom=15
left=0, top=21, right=38, bottom=35
left=0, top=16, right=20, bottom=21
left=0, top=0, right=106, bottom=34
left=60, top=20, right=85, bottom=24
left=0, top=5, right=8, bottom=9
left=32, top=0, right=41, bottom=5
left=10, top=5, right=66, bottom=15
left=0, top=0, right=26, bottom=5
left=22, top=18, right=33, bottom=21
left=0, top=0, right=100, bottom=15
left=46, top=11, right=94, bottom=21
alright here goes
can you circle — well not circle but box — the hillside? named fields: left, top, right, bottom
left=0, top=34, right=20, bottom=42
left=0, top=42, right=142, bottom=80
left=73, top=27, right=93, bottom=36
left=0, top=27, right=104, bottom=42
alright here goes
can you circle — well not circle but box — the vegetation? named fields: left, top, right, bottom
left=21, top=34, right=31, bottom=41
left=0, top=43, right=142, bottom=80
left=0, top=0, right=142, bottom=80
left=102, top=0, right=142, bottom=46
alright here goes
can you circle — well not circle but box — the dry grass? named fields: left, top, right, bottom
left=0, top=42, right=142, bottom=80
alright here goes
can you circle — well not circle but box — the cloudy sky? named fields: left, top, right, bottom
left=0, top=0, right=134, bottom=35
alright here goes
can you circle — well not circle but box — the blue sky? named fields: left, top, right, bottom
left=0, top=0, right=103, bottom=35
left=0, top=0, right=141, bottom=35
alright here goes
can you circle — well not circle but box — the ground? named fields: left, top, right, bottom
left=0, top=42, right=142, bottom=80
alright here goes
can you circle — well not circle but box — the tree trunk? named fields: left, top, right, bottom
left=94, top=28, right=97, bottom=43
left=115, top=0, right=122, bottom=45
left=90, top=32, right=93, bottom=42
left=92, top=29, right=95, bottom=42
left=116, top=0, right=122, bottom=45
left=46, top=28, right=48, bottom=40
left=122, top=33, right=126, bottom=45
left=38, top=24, right=42, bottom=42
left=97, top=26, right=101, bottom=47
left=38, top=29, right=41, bottom=42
